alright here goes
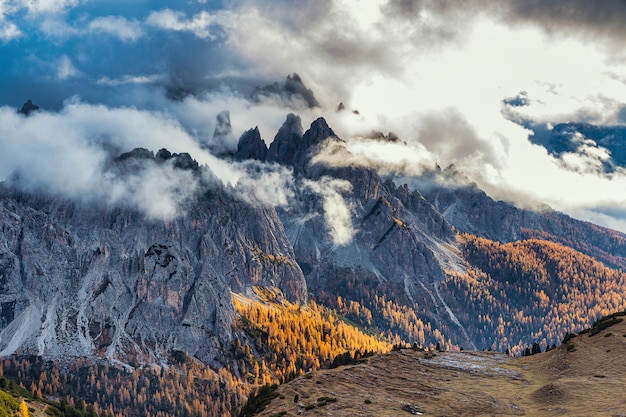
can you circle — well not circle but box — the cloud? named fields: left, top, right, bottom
left=146, top=9, right=222, bottom=40
left=7, top=0, right=80, bottom=15
left=0, top=101, right=246, bottom=220
left=234, top=160, right=295, bottom=207
left=87, top=16, right=143, bottom=42
left=56, top=55, right=80, bottom=80
left=383, top=0, right=626, bottom=50
left=2, top=0, right=626, bottom=233
left=305, top=177, right=355, bottom=246
left=0, top=96, right=323, bottom=222
left=96, top=74, right=164, bottom=87
left=0, top=20, right=20, bottom=40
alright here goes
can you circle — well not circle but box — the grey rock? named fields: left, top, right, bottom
left=208, top=110, right=236, bottom=156
left=155, top=148, right=173, bottom=162
left=252, top=73, right=320, bottom=108
left=234, top=127, right=268, bottom=161
left=116, top=148, right=155, bottom=162
left=18, top=99, right=39, bottom=116
left=284, top=73, right=320, bottom=108
left=0, top=166, right=306, bottom=367
left=213, top=110, right=232, bottom=138
left=171, top=152, right=199, bottom=171
left=266, top=113, right=303, bottom=165
left=293, top=117, right=338, bottom=174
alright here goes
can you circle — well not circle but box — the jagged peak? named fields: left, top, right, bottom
left=302, top=117, right=337, bottom=149
left=116, top=147, right=154, bottom=162
left=18, top=99, right=40, bottom=116
left=266, top=113, right=303, bottom=164
left=277, top=113, right=303, bottom=137
left=252, top=74, right=319, bottom=109
left=213, top=110, right=232, bottom=138
left=116, top=147, right=199, bottom=171
left=234, top=127, right=268, bottom=161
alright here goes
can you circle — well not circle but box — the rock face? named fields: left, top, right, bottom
left=0, top=151, right=305, bottom=367
left=420, top=165, right=626, bottom=269
left=284, top=73, right=320, bottom=108
left=266, top=113, right=303, bottom=165
left=234, top=127, right=268, bottom=161
left=4, top=113, right=626, bottom=367
left=252, top=73, right=320, bottom=108
left=18, top=99, right=39, bottom=116
left=263, top=115, right=338, bottom=173
left=213, top=110, right=233, bottom=138
left=208, top=110, right=235, bottom=155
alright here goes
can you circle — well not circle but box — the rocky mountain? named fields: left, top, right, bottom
left=420, top=165, right=626, bottom=269
left=251, top=74, right=320, bottom=108
left=0, top=148, right=305, bottom=369
left=3, top=111, right=626, bottom=416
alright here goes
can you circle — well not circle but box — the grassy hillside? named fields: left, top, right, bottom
left=252, top=311, right=626, bottom=417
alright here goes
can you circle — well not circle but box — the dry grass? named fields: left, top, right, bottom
left=255, top=320, right=626, bottom=416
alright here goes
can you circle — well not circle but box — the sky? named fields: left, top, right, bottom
left=2, top=0, right=626, bottom=233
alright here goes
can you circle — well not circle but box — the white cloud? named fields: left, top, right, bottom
left=146, top=9, right=221, bottom=40
left=234, top=161, right=295, bottom=207
left=56, top=55, right=80, bottom=80
left=97, top=74, right=164, bottom=87
left=0, top=102, right=246, bottom=220
left=202, top=1, right=626, bottom=231
left=24, top=0, right=80, bottom=13
left=0, top=20, right=20, bottom=40
left=3, top=0, right=626, bottom=231
left=305, top=177, right=355, bottom=246
left=87, top=16, right=143, bottom=42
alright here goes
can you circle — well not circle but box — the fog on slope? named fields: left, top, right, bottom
left=0, top=100, right=308, bottom=220
left=0, top=97, right=358, bottom=247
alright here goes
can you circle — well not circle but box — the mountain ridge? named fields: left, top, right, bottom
left=2, top=113, right=626, bottom=416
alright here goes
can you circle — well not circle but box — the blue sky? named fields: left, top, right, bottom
left=3, top=0, right=626, bottom=232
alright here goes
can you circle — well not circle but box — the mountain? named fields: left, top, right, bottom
left=251, top=74, right=320, bottom=109
left=0, top=148, right=306, bottom=368
left=2, top=113, right=626, bottom=416
left=421, top=165, right=626, bottom=269
left=249, top=311, right=626, bottom=417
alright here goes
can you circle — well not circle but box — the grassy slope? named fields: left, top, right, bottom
left=253, top=317, right=626, bottom=416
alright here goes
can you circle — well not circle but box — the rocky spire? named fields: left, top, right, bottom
left=213, top=110, right=232, bottom=138
left=252, top=73, right=320, bottom=108
left=284, top=73, right=320, bottom=108
left=18, top=99, right=39, bottom=116
left=266, top=113, right=303, bottom=165
left=292, top=117, right=337, bottom=173
left=234, top=127, right=268, bottom=161
left=208, top=110, right=235, bottom=156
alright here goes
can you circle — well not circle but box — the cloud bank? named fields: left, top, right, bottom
left=3, top=0, right=626, bottom=232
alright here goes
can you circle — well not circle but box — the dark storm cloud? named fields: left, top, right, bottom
left=383, top=0, right=626, bottom=48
